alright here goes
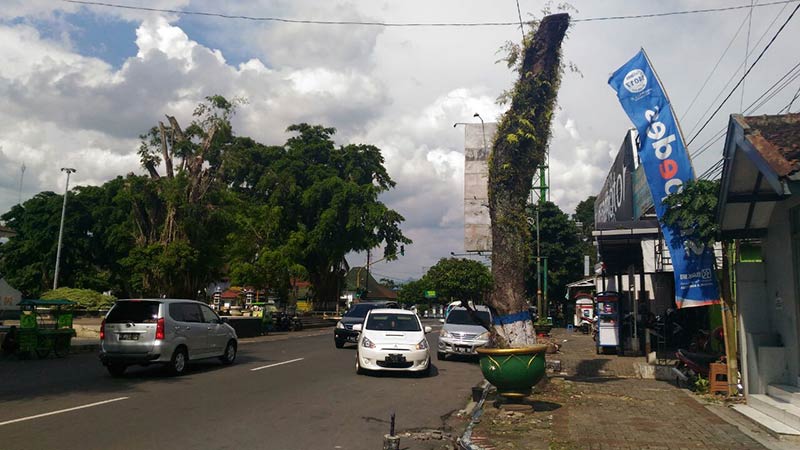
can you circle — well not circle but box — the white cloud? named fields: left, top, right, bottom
left=2, top=0, right=799, bottom=282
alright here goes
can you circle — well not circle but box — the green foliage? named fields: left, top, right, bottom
left=1, top=96, right=408, bottom=306
left=662, top=180, right=721, bottom=248
left=423, top=258, right=492, bottom=304
left=693, top=376, right=710, bottom=394
left=397, top=279, right=427, bottom=305
left=527, top=201, right=585, bottom=301
left=41, top=287, right=116, bottom=310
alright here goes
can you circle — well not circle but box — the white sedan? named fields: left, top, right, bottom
left=353, top=308, right=433, bottom=376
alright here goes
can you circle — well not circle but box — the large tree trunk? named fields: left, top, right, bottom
left=487, top=13, right=569, bottom=348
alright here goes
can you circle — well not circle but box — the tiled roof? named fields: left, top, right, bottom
left=741, top=113, right=800, bottom=177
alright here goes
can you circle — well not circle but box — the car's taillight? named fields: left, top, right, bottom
left=100, top=319, right=105, bottom=340
left=155, top=317, right=165, bottom=340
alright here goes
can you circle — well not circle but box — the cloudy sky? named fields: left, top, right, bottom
left=2, top=0, right=799, bottom=282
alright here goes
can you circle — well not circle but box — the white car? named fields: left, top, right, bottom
left=353, top=308, right=432, bottom=376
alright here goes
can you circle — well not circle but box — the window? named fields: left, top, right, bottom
left=200, top=305, right=219, bottom=323
left=366, top=313, right=421, bottom=332
left=445, top=309, right=491, bottom=326
left=344, top=304, right=374, bottom=318
left=106, top=301, right=160, bottom=323
left=170, top=303, right=203, bottom=323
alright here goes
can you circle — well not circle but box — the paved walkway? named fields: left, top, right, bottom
left=469, top=331, right=768, bottom=450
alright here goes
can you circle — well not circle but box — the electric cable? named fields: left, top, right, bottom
left=61, top=0, right=800, bottom=27
left=686, top=2, right=800, bottom=146
left=685, top=0, right=791, bottom=139
left=680, top=9, right=751, bottom=121
left=780, top=82, right=800, bottom=112
left=690, top=59, right=800, bottom=159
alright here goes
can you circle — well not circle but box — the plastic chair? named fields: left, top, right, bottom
left=709, top=362, right=728, bottom=395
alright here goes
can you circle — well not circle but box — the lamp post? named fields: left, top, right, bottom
left=473, top=113, right=487, bottom=157
left=53, top=168, right=76, bottom=290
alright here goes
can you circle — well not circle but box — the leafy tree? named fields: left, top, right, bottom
left=423, top=257, right=492, bottom=304
left=397, top=278, right=428, bottom=306
left=572, top=195, right=596, bottom=241
left=527, top=201, right=584, bottom=308
left=487, top=13, right=570, bottom=347
left=221, top=124, right=411, bottom=308
left=662, top=179, right=721, bottom=248
left=124, top=96, right=239, bottom=297
left=41, top=287, right=116, bottom=310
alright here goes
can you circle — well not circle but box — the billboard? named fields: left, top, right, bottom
left=609, top=49, right=719, bottom=308
left=463, top=123, right=497, bottom=252
left=594, top=130, right=636, bottom=226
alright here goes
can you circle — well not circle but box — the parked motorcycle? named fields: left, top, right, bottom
left=674, top=327, right=724, bottom=387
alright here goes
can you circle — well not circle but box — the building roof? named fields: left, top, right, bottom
left=717, top=113, right=800, bottom=236
left=739, top=113, right=800, bottom=178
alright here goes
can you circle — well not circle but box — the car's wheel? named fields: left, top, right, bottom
left=220, top=340, right=237, bottom=365
left=168, top=347, right=188, bottom=375
left=107, top=363, right=127, bottom=377
left=437, top=351, right=446, bottom=360
left=335, top=339, right=345, bottom=348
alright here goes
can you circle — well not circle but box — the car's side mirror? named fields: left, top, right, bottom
left=218, top=317, right=228, bottom=324
left=439, top=319, right=445, bottom=324
left=353, top=324, right=362, bottom=332
left=424, top=326, right=432, bottom=333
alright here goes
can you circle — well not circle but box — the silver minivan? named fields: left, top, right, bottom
left=99, top=299, right=238, bottom=377
left=437, top=306, right=491, bottom=359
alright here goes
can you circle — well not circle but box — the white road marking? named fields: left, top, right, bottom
left=250, top=357, right=305, bottom=372
left=0, top=397, right=129, bottom=427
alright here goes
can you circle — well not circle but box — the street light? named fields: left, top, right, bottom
left=473, top=113, right=487, bottom=156
left=53, top=168, right=76, bottom=290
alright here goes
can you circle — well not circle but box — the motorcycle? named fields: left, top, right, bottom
left=272, top=311, right=304, bottom=332
left=674, top=327, right=724, bottom=387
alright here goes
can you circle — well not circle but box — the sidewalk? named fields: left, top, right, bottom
left=464, top=330, right=781, bottom=450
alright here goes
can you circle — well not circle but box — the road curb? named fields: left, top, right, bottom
left=457, top=380, right=490, bottom=450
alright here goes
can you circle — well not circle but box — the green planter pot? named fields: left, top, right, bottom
left=477, top=345, right=548, bottom=399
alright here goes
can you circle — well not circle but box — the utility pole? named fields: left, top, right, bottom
left=532, top=154, right=550, bottom=319
left=365, top=249, right=371, bottom=300
left=18, top=163, right=26, bottom=205
left=53, top=168, right=76, bottom=290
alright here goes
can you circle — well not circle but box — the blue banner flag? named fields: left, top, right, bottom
left=608, top=49, right=719, bottom=308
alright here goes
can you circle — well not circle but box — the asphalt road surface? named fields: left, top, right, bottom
left=0, top=323, right=483, bottom=450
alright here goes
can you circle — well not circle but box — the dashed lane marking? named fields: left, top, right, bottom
left=0, top=397, right=129, bottom=427
left=250, top=357, right=305, bottom=372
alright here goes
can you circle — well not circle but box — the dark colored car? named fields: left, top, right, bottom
left=334, top=301, right=399, bottom=348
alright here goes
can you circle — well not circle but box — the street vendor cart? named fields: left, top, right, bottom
left=16, top=299, right=76, bottom=358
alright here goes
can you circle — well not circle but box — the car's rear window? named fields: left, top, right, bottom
left=344, top=304, right=374, bottom=318
left=446, top=309, right=491, bottom=326
left=106, top=301, right=160, bottom=323
left=366, top=313, right=420, bottom=332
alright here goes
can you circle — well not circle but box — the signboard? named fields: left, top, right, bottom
left=0, top=278, right=22, bottom=311
left=609, top=49, right=719, bottom=308
left=594, top=130, right=636, bottom=225
left=424, top=290, right=437, bottom=299
left=464, top=123, right=497, bottom=252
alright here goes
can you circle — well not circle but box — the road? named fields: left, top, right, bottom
left=0, top=323, right=483, bottom=450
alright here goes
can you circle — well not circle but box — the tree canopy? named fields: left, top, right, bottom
left=0, top=96, right=409, bottom=306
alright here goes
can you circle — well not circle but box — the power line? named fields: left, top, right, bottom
left=680, top=9, right=751, bottom=121
left=686, top=2, right=800, bottom=146
left=685, top=0, right=791, bottom=138
left=690, top=59, right=800, bottom=159
left=62, top=0, right=800, bottom=27
left=781, top=82, right=800, bottom=112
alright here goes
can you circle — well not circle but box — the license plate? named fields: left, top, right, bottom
left=119, top=333, right=139, bottom=341
left=386, top=354, right=406, bottom=363
left=455, top=346, right=470, bottom=353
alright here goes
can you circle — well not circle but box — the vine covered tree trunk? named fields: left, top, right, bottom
left=488, top=13, right=570, bottom=348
